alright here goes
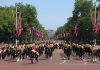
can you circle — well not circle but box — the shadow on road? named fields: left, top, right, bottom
left=39, top=58, right=47, bottom=60
left=59, top=53, right=68, bottom=60
left=22, top=63, right=33, bottom=65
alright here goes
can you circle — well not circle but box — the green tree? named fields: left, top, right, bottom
left=0, top=3, right=47, bottom=42
left=55, top=0, right=94, bottom=43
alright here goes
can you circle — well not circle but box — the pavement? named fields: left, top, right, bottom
left=0, top=49, right=100, bottom=70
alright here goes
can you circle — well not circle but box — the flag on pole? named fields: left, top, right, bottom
left=28, top=27, right=33, bottom=36
left=74, top=24, right=78, bottom=36
left=33, top=29, right=37, bottom=36
left=63, top=33, right=65, bottom=38
left=91, top=12, right=100, bottom=33
left=97, top=11, right=100, bottom=31
left=91, top=15, right=97, bottom=33
left=17, top=14, right=23, bottom=36
left=33, top=29, right=39, bottom=37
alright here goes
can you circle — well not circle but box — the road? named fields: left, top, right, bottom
left=0, top=49, right=100, bottom=70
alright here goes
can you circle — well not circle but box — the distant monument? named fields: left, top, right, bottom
left=46, top=30, right=55, bottom=40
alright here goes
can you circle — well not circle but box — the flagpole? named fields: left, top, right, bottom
left=94, top=0, right=97, bottom=45
left=16, top=5, right=18, bottom=47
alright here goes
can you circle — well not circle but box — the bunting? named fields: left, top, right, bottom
left=33, top=28, right=44, bottom=38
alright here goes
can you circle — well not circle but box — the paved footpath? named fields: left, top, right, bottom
left=0, top=49, right=100, bottom=70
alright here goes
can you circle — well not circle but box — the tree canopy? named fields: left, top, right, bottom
left=55, top=0, right=100, bottom=43
left=0, top=3, right=47, bottom=43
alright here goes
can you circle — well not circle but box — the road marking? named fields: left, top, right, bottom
left=50, top=57, right=53, bottom=60
left=59, top=57, right=66, bottom=64
left=83, top=59, right=87, bottom=65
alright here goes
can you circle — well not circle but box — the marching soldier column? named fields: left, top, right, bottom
left=0, top=40, right=100, bottom=64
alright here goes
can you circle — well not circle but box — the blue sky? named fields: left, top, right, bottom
left=0, top=0, right=75, bottom=30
